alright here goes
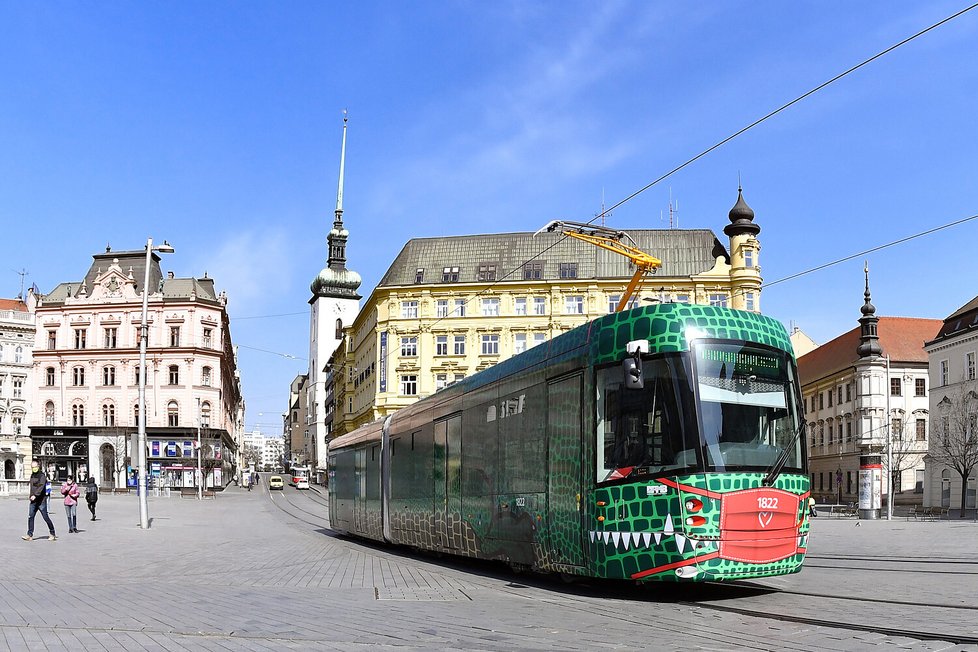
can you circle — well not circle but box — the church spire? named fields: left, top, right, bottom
left=310, top=111, right=362, bottom=299
left=856, top=261, right=883, bottom=358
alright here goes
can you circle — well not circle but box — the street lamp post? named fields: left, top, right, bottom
left=137, top=237, right=174, bottom=529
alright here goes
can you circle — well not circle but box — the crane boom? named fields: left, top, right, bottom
left=537, top=220, right=662, bottom=312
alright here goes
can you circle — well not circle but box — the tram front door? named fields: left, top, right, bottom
left=434, top=414, right=462, bottom=549
left=547, top=373, right=585, bottom=568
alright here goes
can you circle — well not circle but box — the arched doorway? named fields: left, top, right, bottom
left=4, top=459, right=14, bottom=479
left=100, top=443, right=116, bottom=486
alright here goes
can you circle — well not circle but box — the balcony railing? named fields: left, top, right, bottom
left=0, top=310, right=32, bottom=323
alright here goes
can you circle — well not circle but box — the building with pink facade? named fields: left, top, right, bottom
left=28, top=247, right=243, bottom=489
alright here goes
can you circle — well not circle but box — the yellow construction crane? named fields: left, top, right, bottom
left=535, top=220, right=662, bottom=312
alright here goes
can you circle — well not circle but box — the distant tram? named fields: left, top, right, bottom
left=291, top=466, right=310, bottom=489
left=328, top=304, right=810, bottom=582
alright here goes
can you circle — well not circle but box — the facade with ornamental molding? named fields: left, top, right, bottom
left=28, top=247, right=244, bottom=489
left=0, top=298, right=34, bottom=487
left=321, top=190, right=765, bottom=441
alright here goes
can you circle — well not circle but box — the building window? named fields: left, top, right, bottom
left=745, top=292, right=755, bottom=311
left=533, top=297, right=547, bottom=315
left=454, top=299, right=466, bottom=317
left=435, top=336, right=448, bottom=356
left=744, top=249, right=754, bottom=268
left=453, top=335, right=466, bottom=355
left=558, top=262, right=578, bottom=279
left=608, top=295, right=621, bottom=313
left=169, top=326, right=180, bottom=347
left=827, top=423, right=833, bottom=445
left=846, top=383, right=852, bottom=402
left=167, top=401, right=179, bottom=427
left=202, top=328, right=213, bottom=348
left=675, top=294, right=690, bottom=304
left=818, top=393, right=824, bottom=410
left=415, top=268, right=424, bottom=284
left=915, top=378, right=926, bottom=397
left=940, top=360, right=949, bottom=386
left=846, top=420, right=852, bottom=442
left=104, top=327, right=117, bottom=349
left=523, top=261, right=543, bottom=280
left=134, top=367, right=141, bottom=386
left=453, top=373, right=465, bottom=384
left=72, top=366, right=85, bottom=387
left=891, top=418, right=903, bottom=440
left=400, top=375, right=417, bottom=396
left=202, top=366, right=212, bottom=386
left=102, top=403, right=116, bottom=427
left=942, top=415, right=950, bottom=444
left=134, top=405, right=140, bottom=427
left=45, top=401, right=55, bottom=426
left=481, top=334, right=499, bottom=355
left=400, top=336, right=418, bottom=357
left=45, top=367, right=55, bottom=386
left=477, top=264, right=496, bottom=282
left=968, top=352, right=976, bottom=381
left=564, top=295, right=584, bottom=314
left=74, top=328, right=87, bottom=349
left=827, top=390, right=833, bottom=407
left=533, top=332, right=547, bottom=347
left=708, top=293, right=728, bottom=308
left=837, top=386, right=843, bottom=405
left=168, top=365, right=180, bottom=386
left=14, top=346, right=23, bottom=363
left=12, top=377, right=23, bottom=398
left=890, top=378, right=901, bottom=397
left=481, top=298, right=500, bottom=317
left=435, top=373, right=448, bottom=390
left=514, top=333, right=527, bottom=354
left=916, top=418, right=926, bottom=441
left=201, top=402, right=211, bottom=428
left=442, top=267, right=460, bottom=283
left=102, top=366, right=116, bottom=386
left=436, top=300, right=449, bottom=318
left=514, top=297, right=527, bottom=316
left=72, top=404, right=85, bottom=427
left=400, top=300, right=419, bottom=319
left=47, top=330, right=57, bottom=349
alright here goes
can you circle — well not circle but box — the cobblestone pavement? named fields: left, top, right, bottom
left=1, top=485, right=975, bottom=651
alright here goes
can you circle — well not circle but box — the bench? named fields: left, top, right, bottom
left=180, top=488, right=216, bottom=499
left=112, top=488, right=131, bottom=495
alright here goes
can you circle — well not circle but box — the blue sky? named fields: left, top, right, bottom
left=2, top=2, right=977, bottom=434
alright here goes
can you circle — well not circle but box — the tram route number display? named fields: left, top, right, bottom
left=698, top=346, right=782, bottom=379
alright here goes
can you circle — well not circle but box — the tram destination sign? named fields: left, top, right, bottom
left=698, top=345, right=782, bottom=379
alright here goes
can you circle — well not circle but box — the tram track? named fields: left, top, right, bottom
left=266, top=485, right=331, bottom=530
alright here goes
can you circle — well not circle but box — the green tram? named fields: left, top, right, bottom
left=328, top=303, right=810, bottom=582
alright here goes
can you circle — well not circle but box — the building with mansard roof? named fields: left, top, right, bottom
left=798, top=269, right=940, bottom=511
left=28, top=248, right=243, bottom=489
left=325, top=189, right=765, bottom=438
left=0, top=297, right=34, bottom=489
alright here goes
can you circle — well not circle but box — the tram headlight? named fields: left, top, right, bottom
left=685, top=516, right=706, bottom=527
left=685, top=498, right=703, bottom=512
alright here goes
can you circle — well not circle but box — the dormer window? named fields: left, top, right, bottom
left=477, top=264, right=497, bottom=282
left=442, top=267, right=460, bottom=283
left=415, top=268, right=424, bottom=283
left=558, top=262, right=578, bottom=279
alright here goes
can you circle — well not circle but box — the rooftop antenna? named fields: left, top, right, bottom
left=15, top=268, right=27, bottom=300
left=668, top=188, right=679, bottom=229
left=596, top=187, right=612, bottom=227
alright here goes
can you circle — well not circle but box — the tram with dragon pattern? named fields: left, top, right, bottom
left=328, top=303, right=810, bottom=582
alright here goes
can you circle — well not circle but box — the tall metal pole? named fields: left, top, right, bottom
left=137, top=239, right=152, bottom=529
left=197, top=397, right=203, bottom=501
left=886, top=355, right=893, bottom=520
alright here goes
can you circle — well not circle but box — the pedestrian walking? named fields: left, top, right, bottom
left=23, top=460, right=56, bottom=541
left=808, top=496, right=817, bottom=518
left=61, top=475, right=81, bottom=533
left=85, top=477, right=99, bottom=521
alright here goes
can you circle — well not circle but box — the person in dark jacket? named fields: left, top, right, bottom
left=23, top=460, right=56, bottom=541
left=85, top=477, right=99, bottom=521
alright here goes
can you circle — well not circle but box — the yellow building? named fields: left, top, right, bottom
left=327, top=190, right=763, bottom=436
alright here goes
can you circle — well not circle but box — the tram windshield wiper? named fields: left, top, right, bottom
left=762, top=422, right=805, bottom=487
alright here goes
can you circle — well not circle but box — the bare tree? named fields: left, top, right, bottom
left=930, top=387, right=978, bottom=516
left=880, top=415, right=928, bottom=498
left=242, top=444, right=263, bottom=469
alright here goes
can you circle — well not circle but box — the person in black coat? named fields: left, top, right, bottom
left=85, top=477, right=99, bottom=521
left=23, top=460, right=56, bottom=541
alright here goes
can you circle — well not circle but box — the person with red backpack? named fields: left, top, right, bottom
left=61, top=475, right=81, bottom=533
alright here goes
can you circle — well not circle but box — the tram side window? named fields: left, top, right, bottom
left=596, top=355, right=696, bottom=482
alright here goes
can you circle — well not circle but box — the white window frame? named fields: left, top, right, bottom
left=400, top=336, right=418, bottom=357
left=481, top=298, right=500, bottom=317
left=564, top=295, right=584, bottom=315
left=435, top=335, right=448, bottom=356
left=514, top=297, right=527, bottom=316
left=453, top=335, right=466, bottom=355
left=454, top=299, right=466, bottom=317
left=533, top=297, right=546, bottom=315
left=400, top=301, right=419, bottom=319
left=480, top=334, right=499, bottom=355
left=436, top=300, right=449, bottom=318
left=514, top=333, right=527, bottom=354
left=400, top=374, right=418, bottom=396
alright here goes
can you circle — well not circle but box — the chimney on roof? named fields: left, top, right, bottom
left=167, top=271, right=175, bottom=279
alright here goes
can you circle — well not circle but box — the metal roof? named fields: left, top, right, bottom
left=378, top=229, right=728, bottom=287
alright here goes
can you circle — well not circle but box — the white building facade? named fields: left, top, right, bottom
left=923, top=295, right=978, bottom=514
left=28, top=249, right=244, bottom=489
left=0, top=298, right=34, bottom=489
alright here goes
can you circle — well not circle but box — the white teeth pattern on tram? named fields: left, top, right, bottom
left=588, top=529, right=695, bottom=553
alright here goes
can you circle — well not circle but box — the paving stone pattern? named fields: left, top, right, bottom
left=0, top=486, right=974, bottom=651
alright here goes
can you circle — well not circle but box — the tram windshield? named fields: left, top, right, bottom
left=692, top=342, right=804, bottom=473
left=596, top=354, right=699, bottom=482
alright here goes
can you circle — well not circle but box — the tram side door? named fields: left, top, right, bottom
left=354, top=447, right=367, bottom=532
left=546, top=373, right=585, bottom=568
left=433, top=415, right=462, bottom=549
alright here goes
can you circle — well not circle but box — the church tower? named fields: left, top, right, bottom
left=724, top=186, right=762, bottom=312
left=308, top=113, right=362, bottom=471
